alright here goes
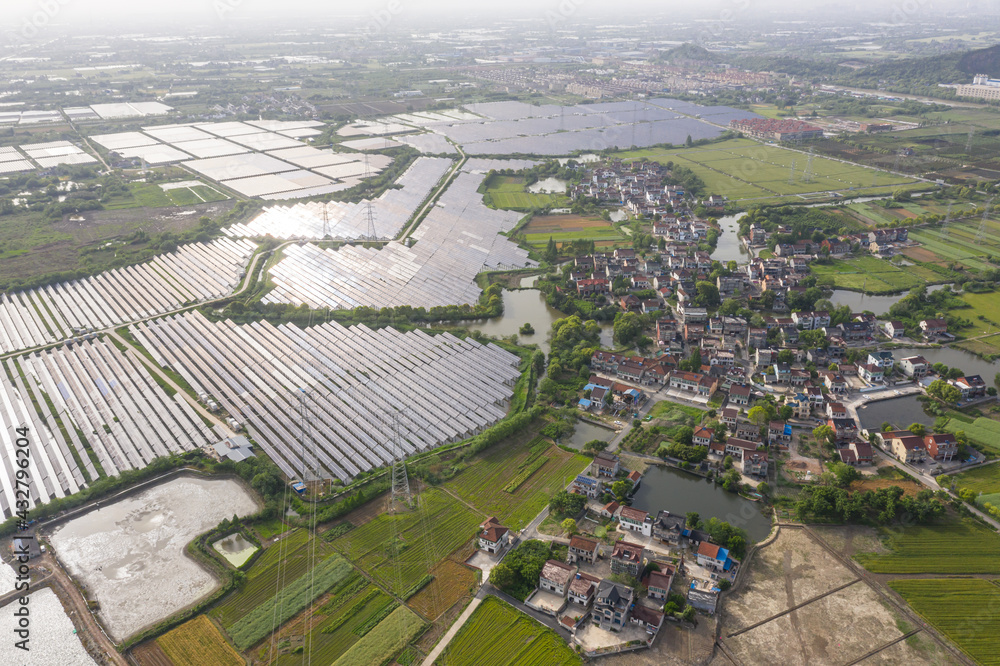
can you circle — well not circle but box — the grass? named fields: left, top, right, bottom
left=331, top=605, right=425, bottom=666
left=615, top=138, right=915, bottom=202
left=212, top=528, right=326, bottom=627
left=889, top=579, right=1000, bottom=665
left=810, top=256, right=930, bottom=294
left=855, top=519, right=1000, bottom=574
left=942, top=418, right=1000, bottom=455
left=437, top=596, right=581, bottom=666
left=156, top=616, right=243, bottom=666
left=332, top=487, right=481, bottom=596
left=443, top=435, right=590, bottom=530
left=951, top=463, right=1000, bottom=496
left=649, top=399, right=706, bottom=421
left=228, top=553, right=356, bottom=650
left=483, top=176, right=568, bottom=211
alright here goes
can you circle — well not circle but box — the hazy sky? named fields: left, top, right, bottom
left=2, top=0, right=998, bottom=33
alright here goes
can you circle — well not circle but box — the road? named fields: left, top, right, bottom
left=400, top=142, right=466, bottom=240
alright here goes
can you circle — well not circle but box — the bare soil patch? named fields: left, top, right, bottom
left=522, top=214, right=613, bottom=234
left=850, top=478, right=925, bottom=497
left=407, top=559, right=477, bottom=621
left=132, top=641, right=174, bottom=666
left=903, top=246, right=942, bottom=263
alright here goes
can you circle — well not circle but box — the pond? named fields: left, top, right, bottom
left=892, top=346, right=1000, bottom=381
left=855, top=394, right=935, bottom=432
left=629, top=465, right=772, bottom=542
left=828, top=284, right=954, bottom=314
left=562, top=420, right=617, bottom=450
left=47, top=475, right=259, bottom=641
left=212, top=532, right=259, bottom=567
left=527, top=177, right=568, bottom=194
left=711, top=213, right=748, bottom=265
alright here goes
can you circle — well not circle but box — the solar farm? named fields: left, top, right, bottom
left=0, top=337, right=215, bottom=519
left=0, top=238, right=255, bottom=353
left=262, top=160, right=534, bottom=310
left=0, top=140, right=97, bottom=173
left=90, top=120, right=388, bottom=199
left=131, top=310, right=521, bottom=480
left=0, top=102, right=173, bottom=126
left=222, top=156, right=453, bottom=240
left=346, top=99, right=759, bottom=156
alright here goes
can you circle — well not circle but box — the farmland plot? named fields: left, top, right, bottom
left=855, top=520, right=1000, bottom=574
left=155, top=616, right=243, bottom=666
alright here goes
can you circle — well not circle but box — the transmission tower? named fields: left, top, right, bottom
left=363, top=152, right=377, bottom=241
left=976, top=197, right=994, bottom=244
left=893, top=150, right=902, bottom=174
left=941, top=202, right=953, bottom=238
left=787, top=160, right=796, bottom=186
left=966, top=128, right=975, bottom=154
left=802, top=147, right=815, bottom=184
left=322, top=205, right=330, bottom=240
left=389, top=413, right=412, bottom=510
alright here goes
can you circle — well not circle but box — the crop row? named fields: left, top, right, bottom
left=321, top=588, right=383, bottom=634
left=331, top=606, right=425, bottom=666
left=890, top=579, right=1000, bottom=665
left=503, top=457, right=549, bottom=493
left=228, top=553, right=355, bottom=650
left=155, top=616, right=243, bottom=666
left=856, top=520, right=1000, bottom=574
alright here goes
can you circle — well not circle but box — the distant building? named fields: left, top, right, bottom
left=729, top=118, right=823, bottom=142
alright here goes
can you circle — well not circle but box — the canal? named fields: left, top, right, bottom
left=711, top=212, right=748, bottom=264
left=630, top=465, right=772, bottom=542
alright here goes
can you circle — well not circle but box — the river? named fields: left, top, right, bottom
left=630, top=465, right=772, bottom=542
left=711, top=212, right=748, bottom=264
left=828, top=283, right=954, bottom=314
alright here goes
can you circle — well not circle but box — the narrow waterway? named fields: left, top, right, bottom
left=711, top=212, right=748, bottom=264
left=828, top=283, right=954, bottom=314
left=630, top=465, right=772, bottom=542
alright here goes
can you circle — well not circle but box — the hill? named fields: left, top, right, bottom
left=660, top=43, right=723, bottom=65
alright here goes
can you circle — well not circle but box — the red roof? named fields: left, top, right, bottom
left=697, top=541, right=721, bottom=559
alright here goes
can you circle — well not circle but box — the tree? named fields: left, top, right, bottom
left=611, top=479, right=634, bottom=503
left=545, top=236, right=558, bottom=262
left=685, top=134, right=693, bottom=147
left=584, top=439, right=608, bottom=454
left=757, top=481, right=771, bottom=496
left=723, top=455, right=734, bottom=469
left=908, top=423, right=926, bottom=437
left=779, top=405, right=793, bottom=421
left=549, top=490, right=587, bottom=517
left=681, top=605, right=696, bottom=622
left=813, top=424, right=835, bottom=445
left=675, top=425, right=694, bottom=446
left=561, top=518, right=578, bottom=535
left=695, top=281, right=720, bottom=308
left=927, top=379, right=961, bottom=404
left=830, top=462, right=861, bottom=487
left=748, top=405, right=769, bottom=428
left=613, top=311, right=646, bottom=347
left=686, top=512, right=701, bottom=528
left=489, top=562, right=517, bottom=589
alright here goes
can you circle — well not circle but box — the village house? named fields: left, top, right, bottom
left=720, top=407, right=739, bottom=429
left=838, top=440, right=874, bottom=466
left=629, top=605, right=666, bottom=636
left=693, top=426, right=714, bottom=446
left=892, top=436, right=927, bottom=464
left=828, top=417, right=859, bottom=442
left=618, top=506, right=653, bottom=537
left=696, top=542, right=734, bottom=574
left=899, top=355, right=929, bottom=379
left=868, top=350, right=895, bottom=371
left=568, top=535, right=600, bottom=565
left=571, top=474, right=604, bottom=499
left=610, top=540, right=646, bottom=577
left=733, top=421, right=761, bottom=442
left=567, top=572, right=601, bottom=608
left=919, top=319, right=948, bottom=338
left=952, top=375, right=987, bottom=400
left=725, top=437, right=760, bottom=459
left=538, top=560, right=576, bottom=597
left=591, top=451, right=620, bottom=478
left=858, top=363, right=884, bottom=384
left=742, top=451, right=769, bottom=477
left=652, top=510, right=687, bottom=545
left=885, top=321, right=906, bottom=338
left=601, top=501, right=621, bottom=519
left=645, top=566, right=676, bottom=602
left=873, top=430, right=912, bottom=450
left=826, top=402, right=848, bottom=420
left=478, top=517, right=512, bottom=554
left=728, top=384, right=751, bottom=406
left=767, top=421, right=792, bottom=445
left=593, top=580, right=635, bottom=631
left=925, top=433, right=958, bottom=461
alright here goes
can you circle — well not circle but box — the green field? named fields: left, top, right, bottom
left=910, top=218, right=1000, bottom=273
left=951, top=463, right=1000, bottom=496
left=276, top=584, right=395, bottom=666
left=331, top=605, right=425, bottom=666
left=616, top=138, right=915, bottom=202
left=332, top=487, right=481, bottom=596
left=810, top=256, right=931, bottom=294
left=212, top=528, right=326, bottom=627
left=855, top=520, right=1000, bottom=574
left=483, top=176, right=569, bottom=211
left=942, top=417, right=1000, bottom=454
left=227, top=553, right=356, bottom=649
left=164, top=184, right=230, bottom=206
left=890, top=579, right=1000, bottom=666
left=438, top=596, right=581, bottom=666
left=443, top=436, right=590, bottom=530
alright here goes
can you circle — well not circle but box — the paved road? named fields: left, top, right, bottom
left=420, top=596, right=483, bottom=666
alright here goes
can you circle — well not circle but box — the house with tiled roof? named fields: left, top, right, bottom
left=538, top=559, right=576, bottom=597
left=593, top=580, right=634, bottom=631
left=629, top=604, right=665, bottom=636
left=891, top=436, right=926, bottom=463
left=567, top=572, right=600, bottom=608
left=838, top=440, right=873, bottom=466
left=696, top=541, right=735, bottom=573
left=925, top=433, right=958, bottom=461
left=610, top=540, right=646, bottom=577
left=478, top=517, right=512, bottom=554
left=591, top=451, right=620, bottom=478
left=644, top=564, right=676, bottom=601
left=693, top=426, right=714, bottom=447
left=568, top=535, right=599, bottom=565
left=618, top=506, right=653, bottom=537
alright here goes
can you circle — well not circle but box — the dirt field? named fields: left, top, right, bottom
left=407, top=559, right=477, bottom=621
left=902, top=246, right=943, bottom=263
left=717, top=527, right=955, bottom=666
left=132, top=641, right=174, bottom=666
left=522, top=214, right=614, bottom=234
left=849, top=478, right=925, bottom=497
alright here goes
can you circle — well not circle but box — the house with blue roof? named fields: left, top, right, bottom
left=571, top=474, right=604, bottom=499
left=696, top=541, right=737, bottom=576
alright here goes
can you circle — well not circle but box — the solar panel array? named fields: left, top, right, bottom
left=223, top=157, right=453, bottom=240
left=0, top=338, right=214, bottom=518
left=132, top=310, right=519, bottom=480
left=261, top=161, right=533, bottom=310
left=89, top=102, right=174, bottom=119
left=383, top=99, right=761, bottom=156
left=90, top=121, right=390, bottom=199
left=0, top=239, right=255, bottom=354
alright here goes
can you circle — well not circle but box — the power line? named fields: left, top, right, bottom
left=976, top=197, right=994, bottom=244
